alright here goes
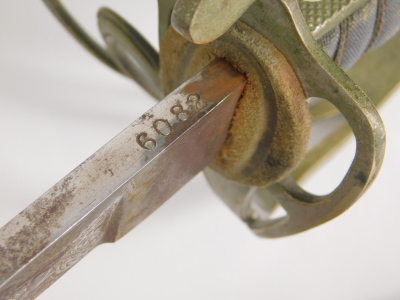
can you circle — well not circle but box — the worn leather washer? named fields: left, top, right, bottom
left=160, top=21, right=311, bottom=186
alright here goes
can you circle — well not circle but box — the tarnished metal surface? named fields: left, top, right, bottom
left=40, top=0, right=387, bottom=237
left=98, top=7, right=163, bottom=99
left=43, top=0, right=163, bottom=100
left=160, top=22, right=311, bottom=186
left=172, top=0, right=256, bottom=44
left=158, top=0, right=178, bottom=41
left=170, top=0, right=371, bottom=44
left=200, top=0, right=385, bottom=237
left=299, top=0, right=370, bottom=39
left=0, top=0, right=397, bottom=298
left=0, top=60, right=246, bottom=299
left=42, top=0, right=122, bottom=74
left=293, top=31, right=400, bottom=181
left=42, top=0, right=389, bottom=102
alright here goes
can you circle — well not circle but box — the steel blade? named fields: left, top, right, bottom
left=0, top=60, right=246, bottom=299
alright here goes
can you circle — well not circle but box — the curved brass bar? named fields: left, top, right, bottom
left=207, top=0, right=386, bottom=237
left=43, top=0, right=122, bottom=74
left=310, top=32, right=400, bottom=122
left=294, top=32, right=400, bottom=182
left=246, top=0, right=385, bottom=237
left=310, top=100, right=338, bottom=122
left=98, top=8, right=163, bottom=99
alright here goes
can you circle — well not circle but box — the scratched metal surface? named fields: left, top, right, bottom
left=0, top=1, right=400, bottom=300
left=0, top=59, right=244, bottom=299
left=299, top=0, right=370, bottom=38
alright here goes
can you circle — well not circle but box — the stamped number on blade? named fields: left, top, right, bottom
left=136, top=93, right=208, bottom=150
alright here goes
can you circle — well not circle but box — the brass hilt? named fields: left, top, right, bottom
left=43, top=0, right=393, bottom=237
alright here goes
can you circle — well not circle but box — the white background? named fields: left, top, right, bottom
left=0, top=1, right=399, bottom=299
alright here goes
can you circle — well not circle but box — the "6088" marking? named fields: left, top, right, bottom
left=136, top=93, right=207, bottom=150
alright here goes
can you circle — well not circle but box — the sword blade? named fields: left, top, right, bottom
left=0, top=60, right=245, bottom=300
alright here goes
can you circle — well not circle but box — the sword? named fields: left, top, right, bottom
left=1, top=0, right=399, bottom=298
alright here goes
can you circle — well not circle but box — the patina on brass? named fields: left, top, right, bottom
left=171, top=0, right=257, bottom=44
left=204, top=0, right=385, bottom=237
left=42, top=0, right=122, bottom=74
left=170, top=0, right=371, bottom=44
left=160, top=0, right=387, bottom=237
left=0, top=0, right=394, bottom=297
left=98, top=8, right=163, bottom=99
left=161, top=21, right=311, bottom=186
left=41, top=0, right=387, bottom=237
left=293, top=31, right=400, bottom=181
